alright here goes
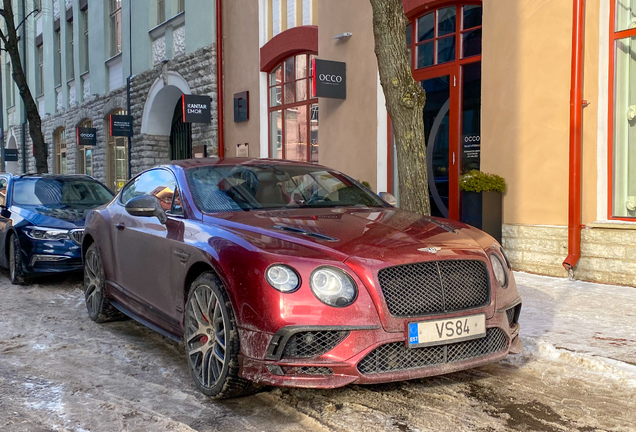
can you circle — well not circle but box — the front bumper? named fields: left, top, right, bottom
left=239, top=304, right=521, bottom=389
left=20, top=235, right=83, bottom=274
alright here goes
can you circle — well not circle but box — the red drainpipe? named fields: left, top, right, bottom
left=216, top=0, right=225, bottom=157
left=563, top=0, right=586, bottom=275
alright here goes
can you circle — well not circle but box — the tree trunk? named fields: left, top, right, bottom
left=369, top=0, right=430, bottom=216
left=1, top=0, right=48, bottom=173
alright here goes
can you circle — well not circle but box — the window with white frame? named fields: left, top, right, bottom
left=110, top=0, right=122, bottom=57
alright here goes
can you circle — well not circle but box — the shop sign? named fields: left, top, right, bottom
left=76, top=127, right=97, bottom=146
left=110, top=115, right=134, bottom=137
left=313, top=59, right=346, bottom=99
left=4, top=148, right=18, bottom=162
left=234, top=91, right=249, bottom=123
left=462, top=135, right=481, bottom=172
left=182, top=95, right=212, bottom=123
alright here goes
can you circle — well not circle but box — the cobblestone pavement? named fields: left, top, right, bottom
left=0, top=271, right=634, bottom=432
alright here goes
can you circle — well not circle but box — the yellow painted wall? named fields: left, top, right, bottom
left=317, top=0, right=379, bottom=189
left=481, top=0, right=574, bottom=226
left=223, top=0, right=261, bottom=158
left=582, top=0, right=600, bottom=225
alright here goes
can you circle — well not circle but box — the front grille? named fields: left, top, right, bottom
left=282, top=331, right=349, bottom=359
left=283, top=366, right=333, bottom=376
left=378, top=260, right=490, bottom=317
left=357, top=328, right=508, bottom=375
left=69, top=229, right=85, bottom=245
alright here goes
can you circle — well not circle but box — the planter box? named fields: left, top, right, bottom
left=461, top=191, right=503, bottom=244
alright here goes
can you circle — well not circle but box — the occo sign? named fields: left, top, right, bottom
left=319, top=74, right=343, bottom=83
left=313, top=59, right=346, bottom=99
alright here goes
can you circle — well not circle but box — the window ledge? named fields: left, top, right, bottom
left=149, top=11, right=185, bottom=39
left=587, top=221, right=636, bottom=230
left=67, top=78, right=75, bottom=85
left=55, top=84, right=62, bottom=90
left=80, top=70, right=90, bottom=78
left=105, top=53, right=122, bottom=67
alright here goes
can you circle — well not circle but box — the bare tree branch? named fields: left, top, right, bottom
left=0, top=0, right=48, bottom=173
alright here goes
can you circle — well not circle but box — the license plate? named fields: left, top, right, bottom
left=407, top=314, right=486, bottom=348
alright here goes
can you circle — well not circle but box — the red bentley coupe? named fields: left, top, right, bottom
left=82, top=158, right=522, bottom=399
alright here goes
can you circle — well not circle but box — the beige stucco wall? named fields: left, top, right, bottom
left=581, top=0, right=600, bottom=225
left=481, top=0, right=574, bottom=226
left=317, top=0, right=379, bottom=189
left=222, top=0, right=261, bottom=158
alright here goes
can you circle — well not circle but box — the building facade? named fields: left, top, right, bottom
left=2, top=0, right=219, bottom=191
left=221, top=0, right=636, bottom=286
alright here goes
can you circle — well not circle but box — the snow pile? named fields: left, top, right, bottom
left=512, top=272, right=636, bottom=388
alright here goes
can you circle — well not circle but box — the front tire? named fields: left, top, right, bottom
left=184, top=272, right=252, bottom=399
left=84, top=243, right=122, bottom=323
left=9, top=233, right=27, bottom=285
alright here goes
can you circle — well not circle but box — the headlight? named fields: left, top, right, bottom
left=266, top=265, right=300, bottom=293
left=310, top=266, right=357, bottom=307
left=23, top=226, right=70, bottom=241
left=489, top=253, right=508, bottom=287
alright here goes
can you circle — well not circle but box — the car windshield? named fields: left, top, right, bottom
left=186, top=164, right=387, bottom=212
left=11, top=177, right=114, bottom=208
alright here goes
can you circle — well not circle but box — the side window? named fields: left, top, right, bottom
left=0, top=178, right=8, bottom=207
left=121, top=169, right=178, bottom=213
left=169, top=188, right=184, bottom=215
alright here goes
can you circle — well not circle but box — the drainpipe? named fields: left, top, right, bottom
left=216, top=0, right=224, bottom=157
left=563, top=0, right=586, bottom=277
left=127, top=0, right=133, bottom=179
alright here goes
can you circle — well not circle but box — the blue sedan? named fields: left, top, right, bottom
left=0, top=173, right=114, bottom=284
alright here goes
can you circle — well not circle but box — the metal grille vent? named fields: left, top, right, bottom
left=357, top=328, right=508, bottom=375
left=506, top=304, right=521, bottom=327
left=378, top=260, right=490, bottom=317
left=282, top=331, right=350, bottom=359
left=283, top=366, right=333, bottom=376
left=506, top=308, right=516, bottom=326
left=69, top=229, right=85, bottom=245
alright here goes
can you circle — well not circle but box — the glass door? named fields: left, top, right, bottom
left=422, top=75, right=452, bottom=218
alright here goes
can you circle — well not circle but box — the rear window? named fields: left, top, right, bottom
left=11, top=177, right=114, bottom=208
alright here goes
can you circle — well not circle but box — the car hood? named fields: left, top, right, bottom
left=207, top=207, right=486, bottom=264
left=14, top=206, right=88, bottom=229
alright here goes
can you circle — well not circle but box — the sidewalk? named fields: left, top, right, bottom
left=513, top=271, right=636, bottom=385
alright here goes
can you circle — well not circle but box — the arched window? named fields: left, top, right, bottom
left=107, top=109, right=128, bottom=191
left=54, top=128, right=67, bottom=174
left=268, top=53, right=319, bottom=163
left=78, top=119, right=94, bottom=177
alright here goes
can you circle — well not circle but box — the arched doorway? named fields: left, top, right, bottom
left=169, top=98, right=192, bottom=160
left=392, top=2, right=482, bottom=220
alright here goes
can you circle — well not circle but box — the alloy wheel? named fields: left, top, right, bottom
left=84, top=248, right=104, bottom=317
left=9, top=240, right=15, bottom=281
left=185, top=285, right=228, bottom=390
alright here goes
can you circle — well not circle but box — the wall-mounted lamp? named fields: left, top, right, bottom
left=334, top=32, right=353, bottom=40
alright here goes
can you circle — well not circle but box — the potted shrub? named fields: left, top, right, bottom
left=459, top=170, right=506, bottom=243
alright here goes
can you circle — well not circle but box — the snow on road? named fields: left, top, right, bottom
left=0, top=271, right=634, bottom=432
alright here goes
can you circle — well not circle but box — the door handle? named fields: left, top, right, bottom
left=173, top=250, right=191, bottom=263
left=115, top=222, right=126, bottom=231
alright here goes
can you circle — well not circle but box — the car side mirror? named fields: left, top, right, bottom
left=125, top=195, right=167, bottom=224
left=379, top=192, right=397, bottom=207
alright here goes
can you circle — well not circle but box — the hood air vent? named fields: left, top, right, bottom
left=273, top=225, right=339, bottom=242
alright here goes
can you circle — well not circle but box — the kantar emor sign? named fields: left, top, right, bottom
left=182, top=94, right=212, bottom=123
left=313, top=58, right=346, bottom=99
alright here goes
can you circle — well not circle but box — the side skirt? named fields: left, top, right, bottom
left=110, top=299, right=182, bottom=344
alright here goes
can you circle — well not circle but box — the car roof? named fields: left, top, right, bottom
left=168, top=157, right=325, bottom=170
left=7, top=173, right=96, bottom=180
